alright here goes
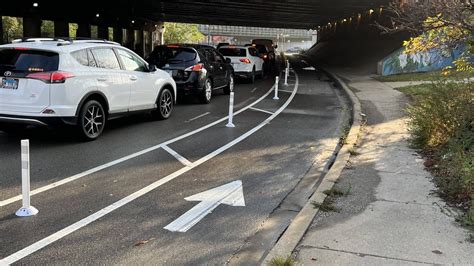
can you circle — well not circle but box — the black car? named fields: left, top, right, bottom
left=148, top=44, right=234, bottom=104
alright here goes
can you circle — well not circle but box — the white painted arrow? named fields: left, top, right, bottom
left=164, top=180, right=245, bottom=233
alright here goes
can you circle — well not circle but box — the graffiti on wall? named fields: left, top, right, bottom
left=379, top=46, right=468, bottom=76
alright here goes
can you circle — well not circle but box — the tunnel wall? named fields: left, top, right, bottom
left=378, top=45, right=470, bottom=76
left=307, top=11, right=410, bottom=74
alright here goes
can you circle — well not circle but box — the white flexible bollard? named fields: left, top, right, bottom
left=284, top=66, right=289, bottom=86
left=15, top=140, right=38, bottom=217
left=226, top=92, right=236, bottom=128
left=273, top=76, right=280, bottom=100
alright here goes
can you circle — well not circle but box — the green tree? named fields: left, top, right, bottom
left=69, top=23, right=78, bottom=38
left=164, top=22, right=204, bottom=44
left=380, top=0, right=473, bottom=73
left=41, top=20, right=54, bottom=38
left=2, top=16, right=23, bottom=43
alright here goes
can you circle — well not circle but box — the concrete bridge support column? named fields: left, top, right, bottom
left=98, top=26, right=109, bottom=40
left=0, top=18, right=4, bottom=44
left=124, top=28, right=135, bottom=50
left=135, top=30, right=144, bottom=56
left=146, top=30, right=153, bottom=55
left=54, top=21, right=69, bottom=38
left=23, top=17, right=41, bottom=38
left=76, top=23, right=91, bottom=38
left=113, top=27, right=123, bottom=44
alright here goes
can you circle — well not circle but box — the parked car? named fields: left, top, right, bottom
left=218, top=45, right=264, bottom=83
left=148, top=44, right=234, bottom=104
left=0, top=38, right=176, bottom=140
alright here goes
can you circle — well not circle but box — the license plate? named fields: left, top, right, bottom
left=1, top=78, right=19, bottom=90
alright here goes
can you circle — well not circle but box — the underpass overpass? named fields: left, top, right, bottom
left=0, top=0, right=395, bottom=57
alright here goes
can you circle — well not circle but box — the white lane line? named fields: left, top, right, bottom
left=184, top=112, right=210, bottom=123
left=279, top=89, right=294, bottom=93
left=0, top=73, right=299, bottom=265
left=0, top=84, right=275, bottom=208
left=249, top=107, right=274, bottom=115
left=251, top=87, right=258, bottom=93
left=162, top=145, right=192, bottom=167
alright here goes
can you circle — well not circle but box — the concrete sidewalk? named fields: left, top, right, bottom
left=294, top=70, right=474, bottom=265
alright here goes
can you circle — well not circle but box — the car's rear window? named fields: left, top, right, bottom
left=218, top=48, right=247, bottom=57
left=150, top=46, right=197, bottom=68
left=0, top=48, right=59, bottom=74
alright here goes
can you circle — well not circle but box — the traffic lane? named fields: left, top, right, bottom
left=0, top=77, right=280, bottom=261
left=0, top=77, right=275, bottom=201
left=15, top=70, right=344, bottom=265
left=167, top=96, right=291, bottom=162
left=0, top=148, right=184, bottom=258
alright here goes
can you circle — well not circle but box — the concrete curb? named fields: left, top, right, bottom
left=261, top=70, right=362, bottom=265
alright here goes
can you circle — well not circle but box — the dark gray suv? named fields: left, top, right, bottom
left=148, top=44, right=234, bottom=104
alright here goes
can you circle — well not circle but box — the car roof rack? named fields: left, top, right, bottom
left=11, top=37, right=120, bottom=46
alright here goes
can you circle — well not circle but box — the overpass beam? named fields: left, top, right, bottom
left=23, top=17, right=41, bottom=38
left=54, top=21, right=69, bottom=38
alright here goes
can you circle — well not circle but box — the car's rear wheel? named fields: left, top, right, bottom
left=78, top=100, right=106, bottom=141
left=224, top=74, right=234, bottom=95
left=200, top=78, right=213, bottom=104
left=249, top=68, right=256, bottom=83
left=152, top=87, right=174, bottom=120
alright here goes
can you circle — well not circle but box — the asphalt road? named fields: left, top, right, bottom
left=0, top=66, right=346, bottom=265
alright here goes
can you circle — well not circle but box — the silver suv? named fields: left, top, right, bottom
left=0, top=38, right=177, bottom=140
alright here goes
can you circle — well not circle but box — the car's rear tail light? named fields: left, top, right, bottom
left=26, top=71, right=75, bottom=83
left=185, top=63, right=204, bottom=72
left=240, top=58, right=251, bottom=64
left=262, top=54, right=268, bottom=59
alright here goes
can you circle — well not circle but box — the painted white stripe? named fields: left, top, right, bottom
left=0, top=83, right=275, bottom=208
left=249, top=107, right=274, bottom=115
left=251, top=87, right=258, bottom=93
left=184, top=112, right=210, bottom=123
left=162, top=145, right=192, bottom=167
left=164, top=180, right=245, bottom=233
left=279, top=89, right=294, bottom=93
left=0, top=73, right=299, bottom=265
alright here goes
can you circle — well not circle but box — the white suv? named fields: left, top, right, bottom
left=218, top=45, right=264, bottom=83
left=0, top=38, right=176, bottom=140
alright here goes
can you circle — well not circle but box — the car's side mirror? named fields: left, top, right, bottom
left=149, top=64, right=158, bottom=72
left=225, top=58, right=231, bottom=64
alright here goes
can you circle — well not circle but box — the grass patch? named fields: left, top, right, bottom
left=375, top=71, right=473, bottom=82
left=348, top=148, right=360, bottom=156
left=268, top=255, right=297, bottom=266
left=323, top=188, right=345, bottom=197
left=401, top=80, right=474, bottom=230
left=397, top=84, right=433, bottom=97
left=312, top=198, right=339, bottom=212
